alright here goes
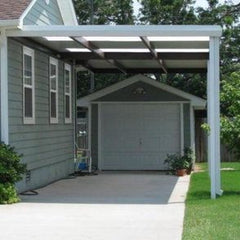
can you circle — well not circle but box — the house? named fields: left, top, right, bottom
left=78, top=74, right=206, bottom=170
left=0, top=0, right=222, bottom=198
left=0, top=0, right=78, bottom=192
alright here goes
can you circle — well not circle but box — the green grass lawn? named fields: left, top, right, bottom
left=182, top=162, right=240, bottom=240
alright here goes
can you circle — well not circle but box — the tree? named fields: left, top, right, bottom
left=221, top=71, right=240, bottom=156
left=74, top=0, right=135, bottom=24
left=197, top=0, right=240, bottom=73
left=138, top=0, right=197, bottom=24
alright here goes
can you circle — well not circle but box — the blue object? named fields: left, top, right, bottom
left=78, top=162, right=87, bottom=170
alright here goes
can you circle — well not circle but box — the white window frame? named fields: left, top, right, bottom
left=23, top=46, right=35, bottom=124
left=49, top=57, right=59, bottom=124
left=64, top=63, right=72, bottom=123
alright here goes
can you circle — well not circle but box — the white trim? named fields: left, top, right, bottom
left=180, top=103, right=184, bottom=155
left=6, top=25, right=222, bottom=37
left=190, top=104, right=195, bottom=153
left=49, top=57, right=59, bottom=124
left=0, top=30, right=9, bottom=144
left=57, top=0, right=78, bottom=26
left=0, top=19, right=20, bottom=27
left=64, top=63, right=72, bottom=123
left=19, top=0, right=37, bottom=27
left=78, top=74, right=206, bottom=108
left=92, top=101, right=189, bottom=104
left=23, top=46, right=35, bottom=125
left=88, top=104, right=92, bottom=157
left=98, top=103, right=102, bottom=170
left=18, top=0, right=78, bottom=27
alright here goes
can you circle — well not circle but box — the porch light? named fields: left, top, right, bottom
left=66, top=48, right=91, bottom=52
left=100, top=48, right=150, bottom=53
left=83, top=37, right=141, bottom=42
left=155, top=48, right=209, bottom=53
left=148, top=36, right=210, bottom=41
left=44, top=37, right=73, bottom=41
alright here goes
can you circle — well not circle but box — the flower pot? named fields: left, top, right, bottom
left=176, top=169, right=187, bottom=176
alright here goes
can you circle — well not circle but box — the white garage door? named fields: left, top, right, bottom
left=100, top=103, right=181, bottom=170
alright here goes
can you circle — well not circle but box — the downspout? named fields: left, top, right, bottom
left=0, top=28, right=9, bottom=144
left=73, top=60, right=77, bottom=165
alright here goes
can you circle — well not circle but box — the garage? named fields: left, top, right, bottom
left=78, top=74, right=206, bottom=170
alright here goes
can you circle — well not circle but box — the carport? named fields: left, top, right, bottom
left=2, top=25, right=222, bottom=198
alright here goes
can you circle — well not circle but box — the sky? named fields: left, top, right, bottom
left=133, top=0, right=240, bottom=16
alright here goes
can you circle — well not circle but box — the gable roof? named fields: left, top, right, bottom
left=0, top=0, right=77, bottom=27
left=78, top=74, right=206, bottom=109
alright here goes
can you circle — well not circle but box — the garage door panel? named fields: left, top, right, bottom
left=102, top=152, right=143, bottom=170
left=100, top=103, right=181, bottom=170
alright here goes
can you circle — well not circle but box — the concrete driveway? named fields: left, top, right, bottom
left=0, top=172, right=190, bottom=240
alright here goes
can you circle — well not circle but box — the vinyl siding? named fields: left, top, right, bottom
left=8, top=39, right=74, bottom=192
left=23, top=0, right=64, bottom=25
left=95, top=81, right=188, bottom=102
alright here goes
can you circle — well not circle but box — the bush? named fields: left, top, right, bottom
left=0, top=183, right=20, bottom=204
left=164, top=147, right=194, bottom=173
left=0, top=142, right=26, bottom=204
left=0, top=142, right=26, bottom=184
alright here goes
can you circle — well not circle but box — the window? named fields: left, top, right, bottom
left=64, top=63, right=72, bottom=123
left=49, top=57, right=58, bottom=123
left=23, top=46, right=35, bottom=124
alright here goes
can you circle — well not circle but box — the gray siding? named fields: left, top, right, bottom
left=183, top=103, right=191, bottom=148
left=91, top=104, right=98, bottom=168
left=8, top=39, right=74, bottom=192
left=95, top=81, right=188, bottom=102
left=23, top=0, right=64, bottom=25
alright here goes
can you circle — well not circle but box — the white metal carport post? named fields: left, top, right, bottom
left=0, top=29, right=9, bottom=144
left=208, top=36, right=222, bottom=199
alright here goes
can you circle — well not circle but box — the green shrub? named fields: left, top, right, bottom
left=164, top=147, right=195, bottom=173
left=0, top=142, right=26, bottom=184
left=0, top=183, right=20, bottom=204
left=0, top=142, right=26, bottom=204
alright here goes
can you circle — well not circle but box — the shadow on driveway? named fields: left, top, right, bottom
left=21, top=171, right=181, bottom=205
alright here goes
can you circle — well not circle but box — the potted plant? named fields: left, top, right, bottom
left=164, top=152, right=190, bottom=176
left=172, top=157, right=189, bottom=176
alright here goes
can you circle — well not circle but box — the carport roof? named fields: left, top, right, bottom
left=6, top=25, right=222, bottom=74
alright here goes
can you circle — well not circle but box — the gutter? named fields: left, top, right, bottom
left=0, top=19, right=20, bottom=28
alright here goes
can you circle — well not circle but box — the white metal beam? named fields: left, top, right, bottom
left=6, top=25, right=222, bottom=37
left=208, top=37, right=222, bottom=199
left=0, top=30, right=9, bottom=144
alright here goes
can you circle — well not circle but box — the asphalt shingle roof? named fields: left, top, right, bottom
left=0, top=0, right=32, bottom=20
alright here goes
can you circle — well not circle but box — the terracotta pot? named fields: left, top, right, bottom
left=176, top=169, right=187, bottom=176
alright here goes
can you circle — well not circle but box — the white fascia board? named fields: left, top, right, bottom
left=19, top=0, right=36, bottom=28
left=57, top=0, right=78, bottom=26
left=77, top=74, right=206, bottom=108
left=0, top=19, right=20, bottom=28
left=6, top=25, right=222, bottom=37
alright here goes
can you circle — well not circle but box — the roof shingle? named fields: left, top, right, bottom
left=0, top=0, right=32, bottom=20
